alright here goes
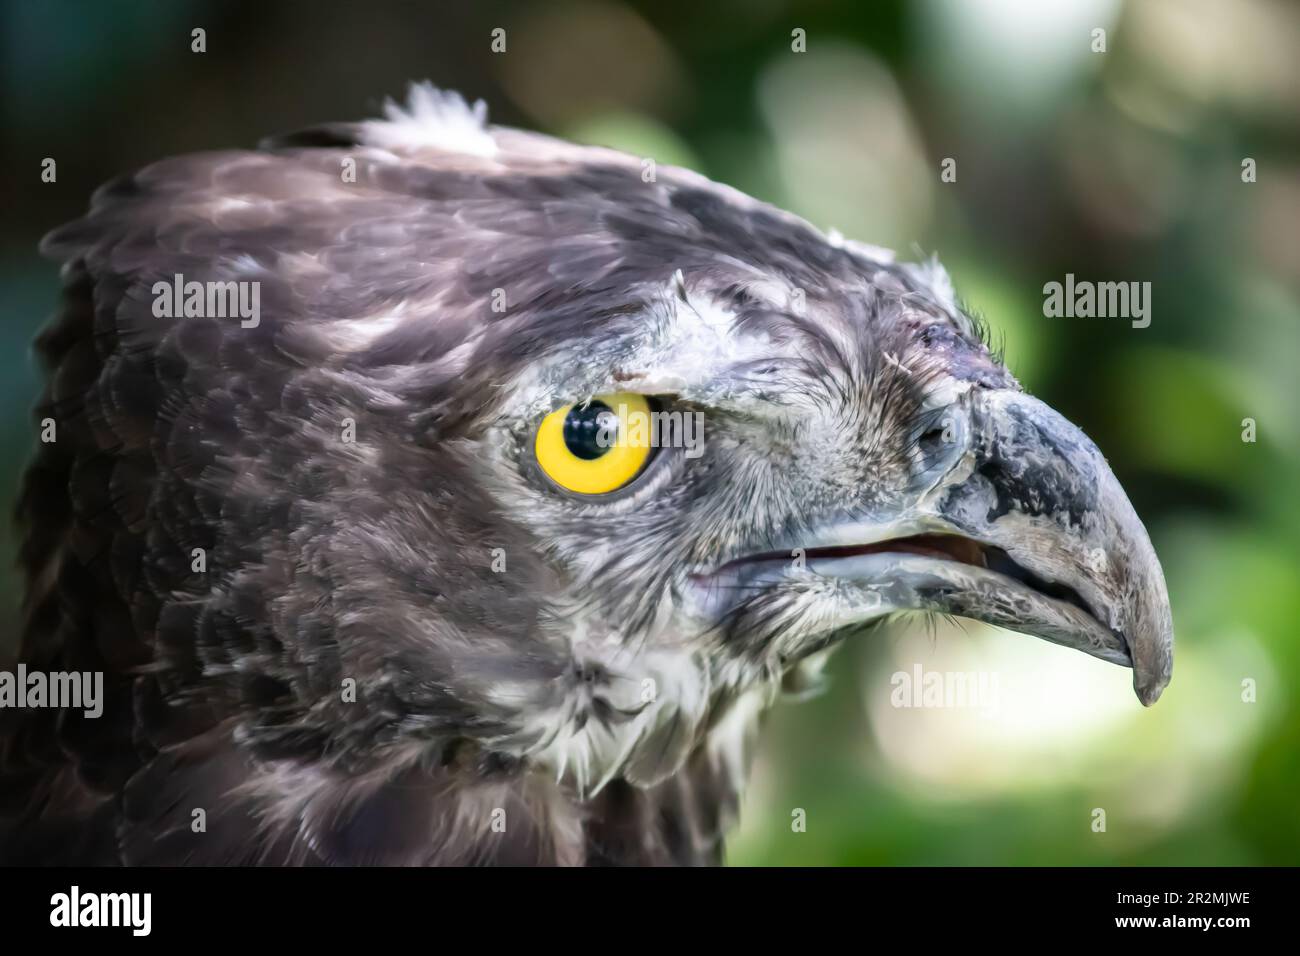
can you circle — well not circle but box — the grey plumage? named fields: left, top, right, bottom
left=0, top=84, right=1172, bottom=866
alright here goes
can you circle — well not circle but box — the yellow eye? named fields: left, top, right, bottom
left=535, top=392, right=654, bottom=495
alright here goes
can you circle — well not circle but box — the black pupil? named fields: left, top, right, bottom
left=563, top=401, right=615, bottom=460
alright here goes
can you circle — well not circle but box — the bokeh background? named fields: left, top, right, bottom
left=1, top=0, right=1297, bottom=865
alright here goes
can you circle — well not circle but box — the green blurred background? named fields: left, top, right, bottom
left=1, top=0, right=1297, bottom=864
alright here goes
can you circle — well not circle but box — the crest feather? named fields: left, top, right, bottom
left=360, top=81, right=497, bottom=157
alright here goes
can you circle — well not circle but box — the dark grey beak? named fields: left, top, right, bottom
left=691, top=388, right=1174, bottom=706
left=929, top=389, right=1174, bottom=704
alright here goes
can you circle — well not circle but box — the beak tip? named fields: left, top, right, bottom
left=1132, top=648, right=1173, bottom=706
left=1135, top=679, right=1165, bottom=706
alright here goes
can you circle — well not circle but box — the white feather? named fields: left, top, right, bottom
left=360, top=81, right=497, bottom=158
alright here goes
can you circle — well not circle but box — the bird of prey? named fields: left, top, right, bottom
left=0, top=84, right=1172, bottom=866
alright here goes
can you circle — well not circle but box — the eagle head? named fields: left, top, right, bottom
left=7, top=84, right=1172, bottom=865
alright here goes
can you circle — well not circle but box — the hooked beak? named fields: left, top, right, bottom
left=694, top=389, right=1174, bottom=705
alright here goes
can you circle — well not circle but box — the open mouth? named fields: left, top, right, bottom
left=700, top=532, right=1129, bottom=667
left=722, top=533, right=1101, bottom=622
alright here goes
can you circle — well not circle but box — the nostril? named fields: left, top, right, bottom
left=918, top=425, right=949, bottom=461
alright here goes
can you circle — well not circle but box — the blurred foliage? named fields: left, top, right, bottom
left=0, top=0, right=1296, bottom=864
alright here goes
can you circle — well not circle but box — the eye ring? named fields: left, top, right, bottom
left=534, top=392, right=656, bottom=495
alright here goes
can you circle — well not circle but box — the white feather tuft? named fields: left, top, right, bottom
left=360, top=81, right=497, bottom=157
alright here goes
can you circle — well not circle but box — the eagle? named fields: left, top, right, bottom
left=0, top=84, right=1172, bottom=866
